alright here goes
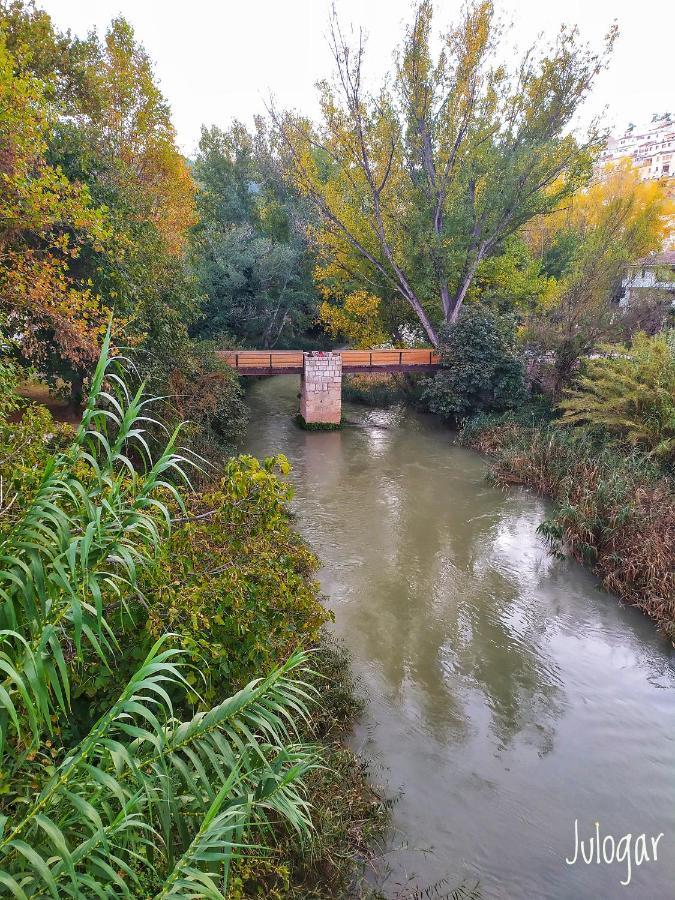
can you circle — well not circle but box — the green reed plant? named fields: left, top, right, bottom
left=559, top=330, right=675, bottom=463
left=0, top=331, right=322, bottom=896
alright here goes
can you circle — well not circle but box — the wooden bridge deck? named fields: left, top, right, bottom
left=216, top=349, right=441, bottom=375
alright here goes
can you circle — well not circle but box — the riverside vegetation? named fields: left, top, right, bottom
left=456, top=325, right=675, bottom=636
left=0, top=335, right=388, bottom=897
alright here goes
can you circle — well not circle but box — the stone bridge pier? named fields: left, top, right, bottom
left=299, top=351, right=342, bottom=425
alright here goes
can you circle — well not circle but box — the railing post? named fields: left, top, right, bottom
left=399, top=350, right=403, bottom=365
left=369, top=351, right=372, bottom=367
left=269, top=352, right=273, bottom=369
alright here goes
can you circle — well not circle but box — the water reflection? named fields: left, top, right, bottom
left=242, top=377, right=675, bottom=899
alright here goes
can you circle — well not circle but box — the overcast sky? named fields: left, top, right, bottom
left=41, top=0, right=673, bottom=156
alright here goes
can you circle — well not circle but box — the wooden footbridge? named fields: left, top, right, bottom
left=217, top=349, right=441, bottom=425
left=217, top=348, right=441, bottom=376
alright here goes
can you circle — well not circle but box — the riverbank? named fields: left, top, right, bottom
left=230, top=635, right=389, bottom=899
left=143, top=454, right=390, bottom=898
left=461, top=411, right=675, bottom=638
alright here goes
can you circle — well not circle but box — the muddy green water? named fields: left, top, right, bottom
left=242, top=376, right=675, bottom=899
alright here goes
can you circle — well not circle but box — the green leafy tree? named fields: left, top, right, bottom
left=469, top=235, right=556, bottom=313
left=192, top=122, right=319, bottom=348
left=274, top=0, right=615, bottom=346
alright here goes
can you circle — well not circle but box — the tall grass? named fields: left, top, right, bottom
left=0, top=332, right=321, bottom=896
left=462, top=414, right=675, bottom=635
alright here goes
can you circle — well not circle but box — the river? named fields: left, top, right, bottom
left=241, top=375, right=675, bottom=899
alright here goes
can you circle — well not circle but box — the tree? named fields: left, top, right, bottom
left=0, top=0, right=97, bottom=107
left=1, top=3, right=211, bottom=412
left=0, top=32, right=110, bottom=370
left=192, top=122, right=319, bottom=348
left=320, top=290, right=389, bottom=347
left=0, top=4, right=201, bottom=396
left=273, top=0, right=615, bottom=346
left=523, top=160, right=673, bottom=393
left=468, top=234, right=556, bottom=313
left=59, top=13, right=201, bottom=364
left=422, top=304, right=526, bottom=418
left=82, top=16, right=196, bottom=255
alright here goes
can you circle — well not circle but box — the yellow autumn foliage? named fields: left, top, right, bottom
left=526, top=160, right=673, bottom=269
left=319, top=292, right=389, bottom=348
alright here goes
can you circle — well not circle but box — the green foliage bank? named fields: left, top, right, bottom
left=0, top=338, right=386, bottom=897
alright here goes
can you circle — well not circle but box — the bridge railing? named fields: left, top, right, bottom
left=217, top=351, right=304, bottom=370
left=340, top=349, right=439, bottom=367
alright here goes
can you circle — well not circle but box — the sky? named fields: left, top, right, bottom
left=40, top=0, right=674, bottom=156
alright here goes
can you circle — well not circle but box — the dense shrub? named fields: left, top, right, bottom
left=343, top=372, right=410, bottom=407
left=422, top=306, right=527, bottom=420
left=69, top=451, right=329, bottom=721
left=462, top=416, right=675, bottom=634
left=140, top=337, right=248, bottom=463
left=0, top=358, right=72, bottom=538
left=1, top=338, right=383, bottom=896
left=170, top=344, right=247, bottom=453
left=559, top=330, right=675, bottom=463
left=141, top=454, right=330, bottom=701
left=460, top=399, right=556, bottom=448
left=228, top=635, right=388, bottom=899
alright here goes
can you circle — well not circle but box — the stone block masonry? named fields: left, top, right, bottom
left=299, top=352, right=342, bottom=424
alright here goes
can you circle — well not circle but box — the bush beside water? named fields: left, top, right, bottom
left=422, top=307, right=526, bottom=421
left=342, top=372, right=411, bottom=407
left=461, top=411, right=675, bottom=635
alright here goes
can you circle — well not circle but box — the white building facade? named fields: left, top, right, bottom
left=619, top=251, right=675, bottom=307
left=599, top=116, right=675, bottom=180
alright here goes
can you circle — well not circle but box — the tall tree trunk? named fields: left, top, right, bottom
left=440, top=282, right=451, bottom=320
left=408, top=296, right=439, bottom=347
left=448, top=251, right=484, bottom=324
